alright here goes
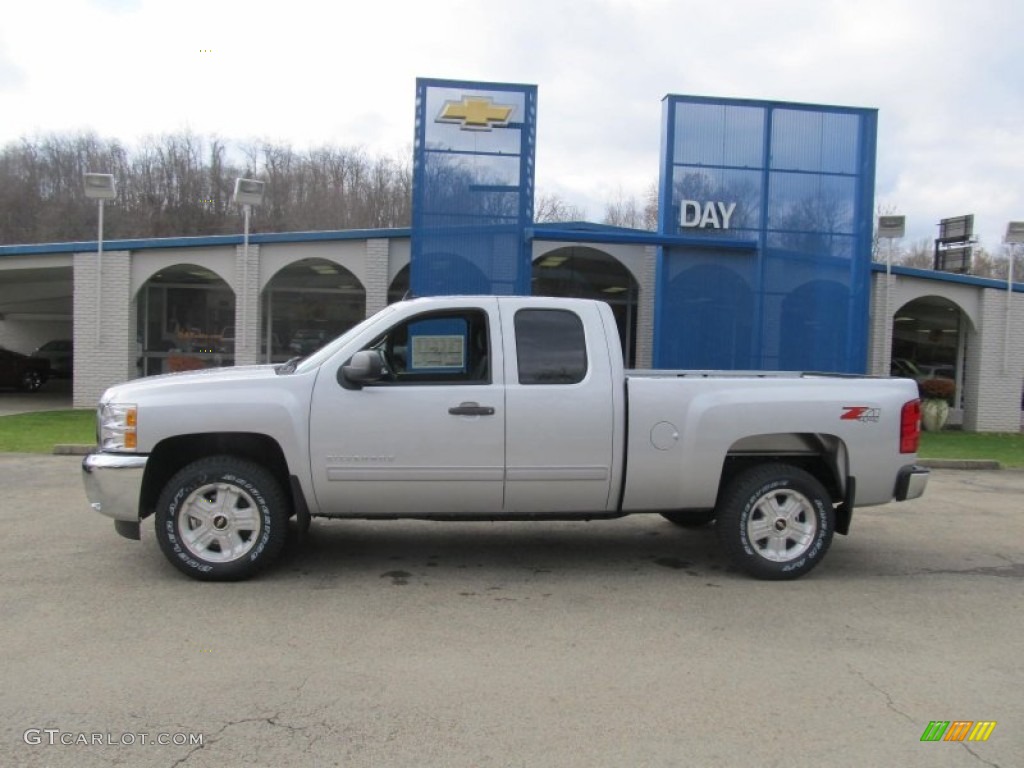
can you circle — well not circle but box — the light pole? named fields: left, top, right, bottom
left=84, top=173, right=116, bottom=343
left=877, top=215, right=905, bottom=374
left=232, top=178, right=265, bottom=359
left=1003, top=222, right=1024, bottom=373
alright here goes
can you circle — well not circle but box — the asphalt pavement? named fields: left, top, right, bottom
left=0, top=455, right=1021, bottom=768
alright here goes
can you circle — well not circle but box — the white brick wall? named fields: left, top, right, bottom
left=233, top=244, right=261, bottom=366
left=73, top=250, right=136, bottom=408
left=634, top=246, right=656, bottom=368
left=963, top=289, right=1024, bottom=432
left=867, top=274, right=894, bottom=376
left=364, top=239, right=390, bottom=317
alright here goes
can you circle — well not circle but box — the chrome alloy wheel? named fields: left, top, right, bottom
left=745, top=487, right=817, bottom=563
left=177, top=482, right=263, bottom=563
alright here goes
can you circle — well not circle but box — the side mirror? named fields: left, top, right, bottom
left=339, top=350, right=383, bottom=389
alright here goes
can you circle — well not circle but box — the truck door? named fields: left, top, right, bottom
left=308, top=302, right=505, bottom=516
left=500, top=299, right=617, bottom=513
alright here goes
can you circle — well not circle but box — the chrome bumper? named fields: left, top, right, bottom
left=895, top=464, right=929, bottom=501
left=82, top=452, right=148, bottom=524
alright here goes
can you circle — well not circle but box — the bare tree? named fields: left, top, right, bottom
left=997, top=243, right=1024, bottom=283
left=534, top=192, right=585, bottom=223
left=898, top=238, right=934, bottom=269
left=603, top=187, right=646, bottom=229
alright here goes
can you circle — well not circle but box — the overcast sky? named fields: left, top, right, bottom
left=1, top=0, right=1021, bottom=253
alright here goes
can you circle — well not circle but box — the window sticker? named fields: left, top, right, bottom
left=411, top=335, right=465, bottom=370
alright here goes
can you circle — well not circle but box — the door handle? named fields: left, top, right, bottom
left=448, top=402, right=495, bottom=416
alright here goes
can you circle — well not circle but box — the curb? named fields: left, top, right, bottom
left=918, top=458, right=1002, bottom=470
left=53, top=444, right=94, bottom=456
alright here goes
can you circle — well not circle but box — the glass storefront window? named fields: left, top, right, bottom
left=136, top=265, right=234, bottom=376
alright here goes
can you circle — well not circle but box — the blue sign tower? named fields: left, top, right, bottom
left=411, top=78, right=538, bottom=296
left=655, top=96, right=878, bottom=373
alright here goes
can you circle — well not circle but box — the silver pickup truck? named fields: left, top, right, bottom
left=83, top=296, right=928, bottom=581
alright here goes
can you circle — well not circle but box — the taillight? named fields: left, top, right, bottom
left=900, top=399, right=921, bottom=454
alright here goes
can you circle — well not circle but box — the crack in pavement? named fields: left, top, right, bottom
left=168, top=674, right=337, bottom=767
left=846, top=664, right=916, bottom=724
left=961, top=742, right=1002, bottom=768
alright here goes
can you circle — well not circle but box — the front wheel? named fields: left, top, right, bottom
left=155, top=456, right=289, bottom=581
left=715, top=463, right=835, bottom=580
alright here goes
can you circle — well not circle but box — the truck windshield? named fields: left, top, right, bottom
left=288, top=304, right=402, bottom=375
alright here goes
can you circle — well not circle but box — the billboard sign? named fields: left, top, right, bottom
left=938, top=215, right=973, bottom=244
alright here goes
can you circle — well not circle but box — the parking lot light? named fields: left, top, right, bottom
left=233, top=179, right=266, bottom=354
left=84, top=173, right=116, bottom=343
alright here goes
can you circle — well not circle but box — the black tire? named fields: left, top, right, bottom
left=661, top=510, right=715, bottom=528
left=155, top=456, right=289, bottom=581
left=715, top=463, right=835, bottom=580
left=19, top=369, right=43, bottom=392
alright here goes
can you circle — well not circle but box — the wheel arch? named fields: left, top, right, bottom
left=140, top=433, right=294, bottom=520
left=720, top=432, right=852, bottom=533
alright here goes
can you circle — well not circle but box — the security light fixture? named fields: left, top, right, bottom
left=877, top=215, right=905, bottom=240
left=233, top=178, right=265, bottom=207
left=84, top=173, right=117, bottom=200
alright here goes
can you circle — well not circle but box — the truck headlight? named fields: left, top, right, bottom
left=98, top=403, right=138, bottom=451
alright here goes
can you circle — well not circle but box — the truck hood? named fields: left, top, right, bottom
left=99, top=364, right=292, bottom=404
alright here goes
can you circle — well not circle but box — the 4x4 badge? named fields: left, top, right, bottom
left=841, top=406, right=880, bottom=422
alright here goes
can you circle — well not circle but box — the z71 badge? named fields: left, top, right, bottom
left=841, top=406, right=880, bottom=423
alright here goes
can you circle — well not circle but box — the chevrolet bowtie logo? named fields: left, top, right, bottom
left=437, top=96, right=514, bottom=131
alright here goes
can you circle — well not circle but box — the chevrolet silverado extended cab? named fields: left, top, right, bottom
left=83, top=296, right=928, bottom=581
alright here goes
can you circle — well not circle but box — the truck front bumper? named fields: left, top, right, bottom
left=895, top=464, right=929, bottom=501
left=82, top=452, right=148, bottom=539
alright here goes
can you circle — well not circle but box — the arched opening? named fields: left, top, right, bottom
left=891, top=296, right=969, bottom=409
left=532, top=247, right=639, bottom=366
left=660, top=262, right=754, bottom=370
left=136, top=264, right=235, bottom=376
left=262, top=258, right=365, bottom=363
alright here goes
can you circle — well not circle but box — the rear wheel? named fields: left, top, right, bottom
left=155, top=456, right=289, bottom=581
left=715, top=463, right=835, bottom=580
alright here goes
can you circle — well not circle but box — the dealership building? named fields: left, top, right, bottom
left=0, top=80, right=1021, bottom=431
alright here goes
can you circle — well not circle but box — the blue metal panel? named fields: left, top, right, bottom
left=657, top=246, right=759, bottom=369
left=656, top=95, right=877, bottom=373
left=411, top=78, right=537, bottom=296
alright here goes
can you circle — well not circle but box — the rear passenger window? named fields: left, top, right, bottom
left=514, top=309, right=587, bottom=385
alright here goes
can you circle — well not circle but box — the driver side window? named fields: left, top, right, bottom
left=367, top=309, right=490, bottom=385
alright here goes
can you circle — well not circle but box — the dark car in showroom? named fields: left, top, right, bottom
left=31, top=339, right=73, bottom=378
left=0, top=346, right=50, bottom=392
